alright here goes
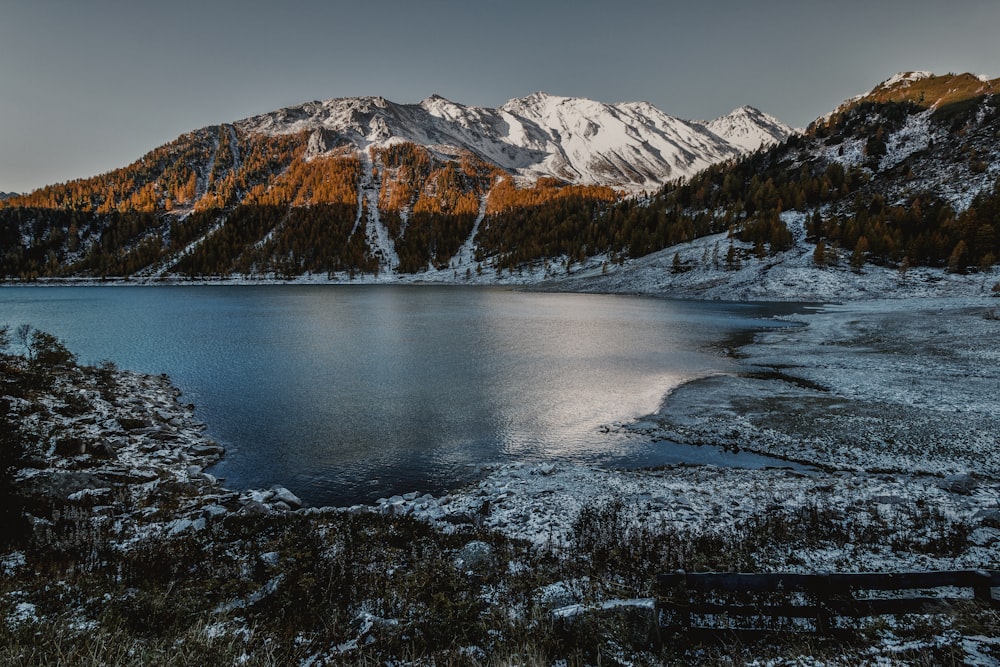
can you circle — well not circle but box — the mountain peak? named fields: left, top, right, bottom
left=833, top=71, right=1000, bottom=115
left=420, top=93, right=454, bottom=105
left=700, top=106, right=794, bottom=153
left=519, top=91, right=562, bottom=102
left=419, top=93, right=464, bottom=113
left=501, top=91, right=572, bottom=113
left=877, top=71, right=936, bottom=90
left=242, top=91, right=794, bottom=189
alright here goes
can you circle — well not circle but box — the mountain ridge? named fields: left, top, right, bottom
left=822, top=71, right=1000, bottom=124
left=697, top=105, right=792, bottom=153
left=237, top=91, right=792, bottom=190
left=1, top=71, right=997, bottom=294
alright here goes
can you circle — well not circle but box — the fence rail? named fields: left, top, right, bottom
left=656, top=569, right=1000, bottom=634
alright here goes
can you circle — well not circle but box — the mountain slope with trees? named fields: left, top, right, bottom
left=584, top=71, right=1000, bottom=281
left=1, top=74, right=998, bottom=286
left=0, top=91, right=787, bottom=281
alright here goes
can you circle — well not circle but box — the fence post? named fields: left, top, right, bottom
left=678, top=570, right=691, bottom=630
left=815, top=573, right=832, bottom=636
left=973, top=570, right=994, bottom=607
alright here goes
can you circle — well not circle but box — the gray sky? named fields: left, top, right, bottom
left=2, top=0, right=998, bottom=193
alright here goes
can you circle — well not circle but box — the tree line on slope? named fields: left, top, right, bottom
left=1, top=93, right=999, bottom=279
left=615, top=94, right=1000, bottom=273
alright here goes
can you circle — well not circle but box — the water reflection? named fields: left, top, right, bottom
left=0, top=285, right=807, bottom=505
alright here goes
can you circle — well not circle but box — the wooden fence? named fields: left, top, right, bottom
left=656, top=570, right=1000, bottom=634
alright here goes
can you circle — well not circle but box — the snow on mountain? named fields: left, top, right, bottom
left=698, top=105, right=794, bottom=153
left=877, top=71, right=935, bottom=89
left=831, top=71, right=938, bottom=113
left=238, top=92, right=791, bottom=190
left=495, top=92, right=743, bottom=187
left=0, top=192, right=16, bottom=200
left=822, top=71, right=1000, bottom=125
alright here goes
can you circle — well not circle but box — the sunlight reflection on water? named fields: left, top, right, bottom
left=0, top=285, right=806, bottom=505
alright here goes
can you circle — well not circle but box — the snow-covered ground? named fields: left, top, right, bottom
left=362, top=295, right=1000, bottom=556
left=676, top=298, right=1000, bottom=473
left=345, top=288, right=1000, bottom=661
left=366, top=459, right=1000, bottom=574
left=554, top=212, right=1000, bottom=301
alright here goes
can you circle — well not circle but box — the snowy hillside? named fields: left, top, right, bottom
left=825, top=70, right=1000, bottom=122
left=549, top=212, right=1000, bottom=301
left=239, top=92, right=792, bottom=190
left=543, top=72, right=1000, bottom=302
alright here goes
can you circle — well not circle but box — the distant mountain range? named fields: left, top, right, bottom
left=0, top=192, right=16, bottom=200
left=1, top=73, right=997, bottom=288
left=239, top=92, right=792, bottom=189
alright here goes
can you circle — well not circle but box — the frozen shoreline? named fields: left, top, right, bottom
left=7, top=365, right=309, bottom=542
left=361, top=295, right=1000, bottom=573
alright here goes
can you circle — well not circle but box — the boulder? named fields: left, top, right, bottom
left=67, top=487, right=113, bottom=503
left=535, top=581, right=580, bottom=610
left=939, top=473, right=977, bottom=495
left=191, top=443, right=225, bottom=457
left=54, top=437, right=87, bottom=456
left=167, top=517, right=205, bottom=535
left=271, top=486, right=303, bottom=509
left=968, top=527, right=1000, bottom=547
left=89, top=440, right=118, bottom=459
left=238, top=500, right=270, bottom=516
left=455, top=540, right=495, bottom=574
left=100, top=418, right=124, bottom=433
left=385, top=502, right=409, bottom=516
left=202, top=504, right=229, bottom=519
left=976, top=509, right=1000, bottom=529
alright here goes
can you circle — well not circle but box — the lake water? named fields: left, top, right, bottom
left=0, top=285, right=805, bottom=505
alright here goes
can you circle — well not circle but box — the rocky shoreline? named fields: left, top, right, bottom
left=8, top=365, right=304, bottom=544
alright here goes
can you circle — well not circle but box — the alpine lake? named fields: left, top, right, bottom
left=0, top=285, right=810, bottom=506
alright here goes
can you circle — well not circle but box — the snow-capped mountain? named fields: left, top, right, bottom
left=697, top=106, right=793, bottom=153
left=6, top=71, right=995, bottom=289
left=239, top=92, right=792, bottom=189
left=0, top=192, right=16, bottom=200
